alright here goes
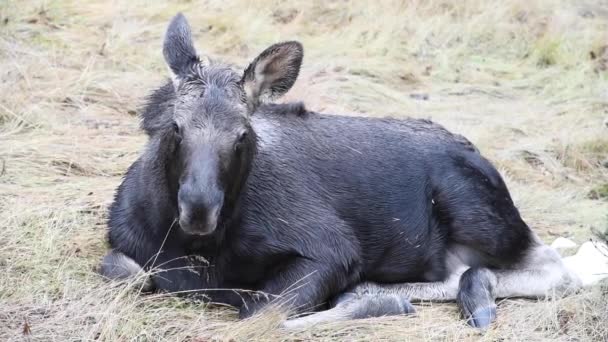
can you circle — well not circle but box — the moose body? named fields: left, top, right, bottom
left=102, top=13, right=582, bottom=328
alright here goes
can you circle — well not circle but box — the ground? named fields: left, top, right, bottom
left=1, top=0, right=608, bottom=341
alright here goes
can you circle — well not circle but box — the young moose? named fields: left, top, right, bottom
left=101, top=13, right=584, bottom=329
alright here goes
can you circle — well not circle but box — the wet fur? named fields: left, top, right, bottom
left=105, top=92, right=533, bottom=314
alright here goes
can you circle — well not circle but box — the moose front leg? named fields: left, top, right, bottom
left=149, top=251, right=251, bottom=308
left=238, top=258, right=348, bottom=319
left=101, top=248, right=247, bottom=307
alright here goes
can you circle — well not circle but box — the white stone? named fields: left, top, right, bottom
left=562, top=240, right=608, bottom=287
left=550, top=237, right=578, bottom=252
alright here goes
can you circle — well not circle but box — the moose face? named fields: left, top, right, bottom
left=161, top=13, right=303, bottom=235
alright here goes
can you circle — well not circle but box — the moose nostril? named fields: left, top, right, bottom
left=189, top=205, right=208, bottom=222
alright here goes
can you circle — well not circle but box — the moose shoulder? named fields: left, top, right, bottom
left=101, top=13, right=583, bottom=329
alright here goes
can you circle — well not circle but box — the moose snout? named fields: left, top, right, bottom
left=177, top=185, right=223, bottom=236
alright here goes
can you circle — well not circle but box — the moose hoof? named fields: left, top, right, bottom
left=400, top=297, right=416, bottom=315
left=457, top=267, right=498, bottom=329
left=466, top=306, right=496, bottom=329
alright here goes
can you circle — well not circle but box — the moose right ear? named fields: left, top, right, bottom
left=242, top=41, right=303, bottom=113
left=163, top=13, right=199, bottom=86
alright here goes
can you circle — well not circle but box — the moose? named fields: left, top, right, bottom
left=101, top=13, right=584, bottom=329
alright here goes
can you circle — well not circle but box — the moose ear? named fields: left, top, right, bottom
left=163, top=13, right=199, bottom=85
left=242, top=41, right=303, bottom=112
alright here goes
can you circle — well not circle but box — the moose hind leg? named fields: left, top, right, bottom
left=493, top=243, right=581, bottom=299
left=282, top=292, right=416, bottom=330
left=282, top=269, right=466, bottom=330
left=457, top=242, right=581, bottom=329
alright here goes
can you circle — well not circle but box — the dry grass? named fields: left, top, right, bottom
left=1, top=0, right=608, bottom=340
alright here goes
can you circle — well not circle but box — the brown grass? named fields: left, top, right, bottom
left=1, top=0, right=607, bottom=340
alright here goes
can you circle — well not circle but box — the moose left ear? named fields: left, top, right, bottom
left=242, top=41, right=303, bottom=113
left=163, top=13, right=199, bottom=87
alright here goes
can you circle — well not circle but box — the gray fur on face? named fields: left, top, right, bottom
left=172, top=64, right=250, bottom=175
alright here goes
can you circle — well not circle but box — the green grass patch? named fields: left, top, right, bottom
left=589, top=183, right=608, bottom=201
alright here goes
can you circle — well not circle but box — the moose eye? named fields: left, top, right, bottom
left=238, top=131, right=248, bottom=143
left=172, top=122, right=182, bottom=144
left=235, top=131, right=248, bottom=150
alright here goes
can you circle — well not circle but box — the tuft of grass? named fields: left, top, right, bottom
left=1, top=0, right=608, bottom=340
left=555, top=138, right=608, bottom=173
left=533, top=37, right=563, bottom=67
left=589, top=184, right=608, bottom=201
